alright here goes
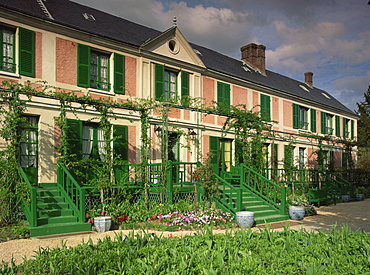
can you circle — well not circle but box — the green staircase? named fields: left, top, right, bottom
left=28, top=183, right=91, bottom=237
left=215, top=164, right=289, bottom=225
left=216, top=185, right=289, bottom=224
left=239, top=190, right=289, bottom=224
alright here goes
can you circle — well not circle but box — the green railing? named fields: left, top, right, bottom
left=18, top=166, right=37, bottom=227
left=324, top=171, right=354, bottom=196
left=241, top=164, right=286, bottom=215
left=215, top=174, right=242, bottom=214
left=58, top=162, right=200, bottom=211
left=57, top=163, right=89, bottom=223
left=263, top=168, right=319, bottom=188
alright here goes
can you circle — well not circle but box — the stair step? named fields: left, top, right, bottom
left=254, top=214, right=289, bottom=225
left=37, top=189, right=60, bottom=197
left=38, top=215, right=78, bottom=226
left=38, top=209, right=74, bottom=218
left=29, top=222, right=92, bottom=237
left=37, top=202, right=70, bottom=210
left=37, top=196, right=65, bottom=203
left=39, top=183, right=58, bottom=188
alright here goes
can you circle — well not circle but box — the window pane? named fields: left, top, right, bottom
left=2, top=29, right=14, bottom=72
left=90, top=52, right=98, bottom=88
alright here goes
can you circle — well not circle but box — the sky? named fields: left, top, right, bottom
left=73, top=0, right=370, bottom=113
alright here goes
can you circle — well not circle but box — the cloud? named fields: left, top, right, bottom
left=331, top=71, right=370, bottom=111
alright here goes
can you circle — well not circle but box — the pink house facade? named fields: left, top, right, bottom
left=0, top=0, right=357, bottom=185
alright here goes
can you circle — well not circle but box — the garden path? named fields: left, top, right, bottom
left=1, top=198, right=369, bottom=266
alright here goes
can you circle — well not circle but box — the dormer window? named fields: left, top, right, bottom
left=83, top=13, right=96, bottom=21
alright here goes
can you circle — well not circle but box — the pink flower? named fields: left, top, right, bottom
left=168, top=234, right=173, bottom=238
left=167, top=216, right=171, bottom=221
left=85, top=213, right=89, bottom=218
left=152, top=214, right=157, bottom=219
left=101, top=211, right=105, bottom=215
left=87, top=219, right=91, bottom=223
left=166, top=222, right=170, bottom=225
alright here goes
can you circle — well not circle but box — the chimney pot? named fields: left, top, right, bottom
left=304, top=71, right=314, bottom=87
left=241, top=43, right=266, bottom=75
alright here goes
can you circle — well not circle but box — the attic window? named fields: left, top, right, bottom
left=193, top=49, right=202, bottom=56
left=299, top=85, right=309, bottom=92
left=322, top=92, right=331, bottom=99
left=83, top=13, right=96, bottom=21
left=168, top=39, right=179, bottom=54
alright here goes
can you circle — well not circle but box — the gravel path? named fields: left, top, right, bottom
left=1, top=198, right=369, bottom=266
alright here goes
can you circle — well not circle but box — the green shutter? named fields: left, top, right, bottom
left=181, top=71, right=189, bottom=105
left=19, top=27, right=34, bottom=77
left=260, top=94, right=271, bottom=121
left=217, top=82, right=230, bottom=107
left=321, top=111, right=327, bottom=134
left=181, top=71, right=189, bottom=97
left=293, top=103, right=299, bottom=129
left=77, top=44, right=90, bottom=87
left=114, top=53, right=125, bottom=94
left=66, top=119, right=82, bottom=159
left=113, top=125, right=128, bottom=161
left=335, top=116, right=340, bottom=137
left=343, top=118, right=348, bottom=138
left=209, top=136, right=219, bottom=174
left=351, top=120, right=354, bottom=139
left=310, top=109, right=316, bottom=132
left=155, top=64, right=164, bottom=100
left=113, top=125, right=129, bottom=183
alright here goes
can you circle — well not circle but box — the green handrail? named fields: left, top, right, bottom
left=241, top=164, right=286, bottom=215
left=18, top=166, right=37, bottom=227
left=57, top=163, right=90, bottom=223
left=214, top=174, right=242, bottom=215
left=325, top=171, right=353, bottom=196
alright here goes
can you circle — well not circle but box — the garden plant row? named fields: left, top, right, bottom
left=1, top=225, right=370, bottom=274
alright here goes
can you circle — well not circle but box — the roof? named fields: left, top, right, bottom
left=0, top=0, right=354, bottom=115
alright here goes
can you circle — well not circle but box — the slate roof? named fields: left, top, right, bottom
left=0, top=0, right=354, bottom=115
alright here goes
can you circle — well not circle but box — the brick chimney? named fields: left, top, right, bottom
left=241, top=43, right=266, bottom=75
left=304, top=71, right=314, bottom=87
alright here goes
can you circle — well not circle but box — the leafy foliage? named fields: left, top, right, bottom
left=3, top=226, right=369, bottom=274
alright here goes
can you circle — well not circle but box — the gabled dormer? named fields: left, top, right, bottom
left=140, top=26, right=205, bottom=68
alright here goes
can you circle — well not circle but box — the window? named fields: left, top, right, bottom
left=1, top=26, right=15, bottom=72
left=0, top=26, right=34, bottom=76
left=82, top=123, right=106, bottom=160
left=66, top=119, right=128, bottom=161
left=19, top=116, right=38, bottom=168
left=154, top=64, right=189, bottom=102
left=90, top=51, right=109, bottom=90
left=18, top=116, right=38, bottom=184
left=260, top=94, right=271, bottom=121
left=77, top=44, right=125, bottom=94
left=217, top=82, right=230, bottom=108
left=293, top=104, right=309, bottom=130
left=321, top=112, right=333, bottom=135
left=343, top=118, right=350, bottom=138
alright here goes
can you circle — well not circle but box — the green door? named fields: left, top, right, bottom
left=209, top=136, right=232, bottom=175
left=168, top=132, right=180, bottom=183
left=19, top=116, right=38, bottom=185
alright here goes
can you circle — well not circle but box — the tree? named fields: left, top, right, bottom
left=356, top=86, right=370, bottom=169
left=357, top=86, right=370, bottom=145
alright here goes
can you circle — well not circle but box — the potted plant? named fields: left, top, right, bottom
left=355, top=186, right=365, bottom=201
left=287, top=195, right=309, bottom=221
